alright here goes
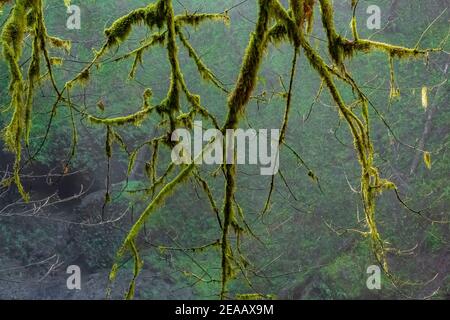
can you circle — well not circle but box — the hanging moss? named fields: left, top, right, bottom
left=2, top=0, right=443, bottom=300
left=178, top=29, right=227, bottom=93
left=289, top=0, right=303, bottom=26
left=226, top=0, right=271, bottom=124
left=304, top=0, right=316, bottom=34
left=102, top=0, right=229, bottom=299
left=109, top=162, right=196, bottom=299
left=318, top=0, right=354, bottom=67
left=268, top=23, right=289, bottom=44
left=24, top=28, right=41, bottom=146
left=389, top=55, right=400, bottom=99
left=350, top=0, right=359, bottom=40
left=220, top=0, right=272, bottom=299
left=88, top=105, right=155, bottom=126
left=175, top=12, right=230, bottom=27
left=104, top=0, right=166, bottom=48
left=114, top=32, right=166, bottom=67
left=47, top=35, right=71, bottom=52
left=1, top=0, right=70, bottom=201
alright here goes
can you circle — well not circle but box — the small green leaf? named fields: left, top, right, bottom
left=421, top=86, right=428, bottom=110
left=424, top=151, right=432, bottom=170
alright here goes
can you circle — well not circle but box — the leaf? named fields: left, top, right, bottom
left=308, top=170, right=318, bottom=182
left=64, top=0, right=71, bottom=8
left=390, top=85, right=400, bottom=99
left=424, top=151, right=432, bottom=170
left=421, top=86, right=428, bottom=110
left=97, top=99, right=105, bottom=111
left=50, top=57, right=63, bottom=66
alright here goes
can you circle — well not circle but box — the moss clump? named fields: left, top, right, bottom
left=47, top=35, right=71, bottom=52
left=88, top=88, right=154, bottom=126
left=175, top=12, right=230, bottom=27
left=104, top=0, right=167, bottom=48
left=178, top=30, right=227, bottom=92
left=226, top=0, right=271, bottom=123
left=1, top=0, right=69, bottom=201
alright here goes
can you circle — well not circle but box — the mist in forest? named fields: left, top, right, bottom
left=0, top=0, right=449, bottom=300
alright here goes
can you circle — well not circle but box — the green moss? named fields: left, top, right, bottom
left=47, top=35, right=71, bottom=52
left=175, top=12, right=230, bottom=27
left=225, top=0, right=271, bottom=124
left=0, top=0, right=66, bottom=201
left=220, top=0, right=272, bottom=299
left=88, top=105, right=155, bottom=126
left=109, top=162, right=196, bottom=297
left=236, top=293, right=275, bottom=300
left=104, top=0, right=166, bottom=48
left=178, top=29, right=227, bottom=92
left=2, top=0, right=443, bottom=300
